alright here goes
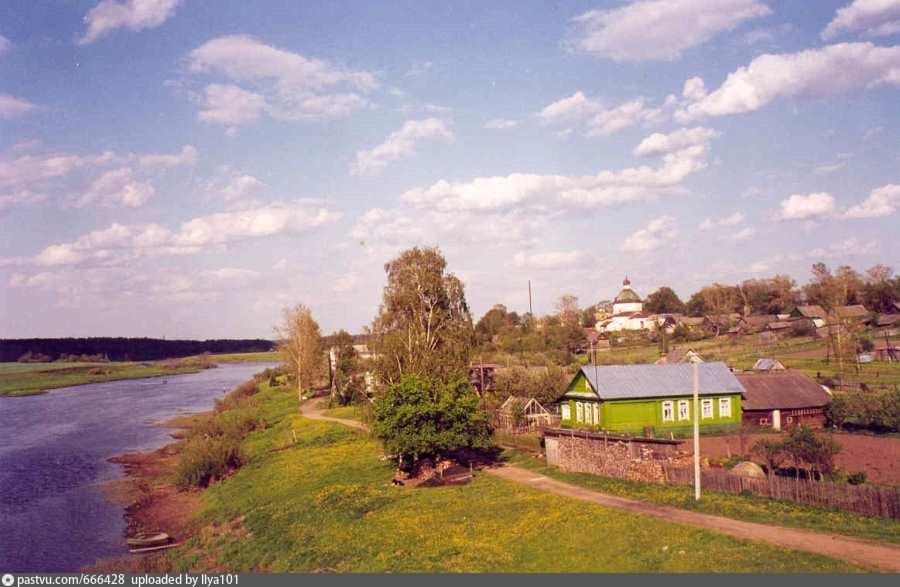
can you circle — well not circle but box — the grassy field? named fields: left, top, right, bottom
left=503, top=449, right=900, bottom=545
left=206, top=351, right=281, bottom=363
left=160, top=382, right=865, bottom=572
left=0, top=361, right=205, bottom=397
left=320, top=404, right=365, bottom=421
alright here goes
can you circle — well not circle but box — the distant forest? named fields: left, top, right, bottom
left=0, top=338, right=275, bottom=362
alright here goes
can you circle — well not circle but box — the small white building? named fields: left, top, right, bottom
left=597, top=277, right=653, bottom=332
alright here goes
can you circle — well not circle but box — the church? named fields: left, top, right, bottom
left=596, top=277, right=654, bottom=333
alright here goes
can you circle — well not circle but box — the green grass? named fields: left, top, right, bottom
left=320, top=405, right=364, bottom=420
left=205, top=351, right=281, bottom=363
left=0, top=361, right=205, bottom=397
left=503, top=449, right=900, bottom=545
left=161, top=383, right=866, bottom=572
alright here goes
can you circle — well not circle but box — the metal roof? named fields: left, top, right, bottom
left=735, top=372, right=831, bottom=410
left=575, top=362, right=745, bottom=400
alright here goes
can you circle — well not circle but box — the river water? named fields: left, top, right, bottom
left=0, top=362, right=275, bottom=572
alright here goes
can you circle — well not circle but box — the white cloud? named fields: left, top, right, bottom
left=512, top=250, right=590, bottom=270
left=743, top=23, right=794, bottom=46
left=404, top=61, right=433, bottom=77
left=0, top=34, right=10, bottom=56
left=633, top=127, right=719, bottom=157
left=864, top=125, right=884, bottom=139
left=699, top=211, right=744, bottom=230
left=138, top=144, right=197, bottom=168
left=539, top=91, right=669, bottom=136
left=814, top=161, right=847, bottom=175
left=778, top=192, right=837, bottom=220
left=843, top=183, right=900, bottom=218
left=196, top=83, right=268, bottom=126
left=0, top=190, right=46, bottom=213
left=0, top=152, right=87, bottom=189
left=76, top=167, right=155, bottom=208
left=823, top=0, right=900, bottom=40
left=676, top=42, right=900, bottom=122
left=0, top=94, right=37, bottom=119
left=567, top=0, right=771, bottom=62
left=622, top=216, right=678, bottom=252
left=730, top=226, right=756, bottom=241
left=201, top=267, right=260, bottom=283
left=78, top=0, right=181, bottom=46
left=402, top=128, right=716, bottom=212
left=484, top=118, right=519, bottom=129
left=6, top=202, right=340, bottom=268
left=186, top=35, right=376, bottom=128
left=351, top=118, right=453, bottom=176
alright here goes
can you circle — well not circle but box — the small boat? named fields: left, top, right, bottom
left=129, top=542, right=180, bottom=554
left=126, top=532, right=170, bottom=548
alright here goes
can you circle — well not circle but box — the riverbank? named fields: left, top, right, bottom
left=90, top=380, right=868, bottom=572
left=0, top=353, right=278, bottom=397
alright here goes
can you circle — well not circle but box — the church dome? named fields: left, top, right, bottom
left=614, top=276, right=641, bottom=304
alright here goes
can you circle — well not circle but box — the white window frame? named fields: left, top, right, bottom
left=592, top=403, right=600, bottom=426
left=584, top=402, right=592, bottom=425
left=662, top=401, right=674, bottom=422
left=719, top=397, right=731, bottom=418
left=576, top=402, right=583, bottom=423
left=701, top=399, right=713, bottom=419
left=561, top=404, right=571, bottom=421
left=677, top=400, right=690, bottom=421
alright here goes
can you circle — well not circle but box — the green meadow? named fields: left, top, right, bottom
left=0, top=361, right=204, bottom=397
left=162, top=382, right=865, bottom=572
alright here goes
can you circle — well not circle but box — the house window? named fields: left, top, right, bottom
left=759, top=417, right=769, bottom=426
left=576, top=402, right=583, bottom=423
left=719, top=397, right=731, bottom=418
left=678, top=400, right=690, bottom=421
left=662, top=401, right=674, bottom=422
left=561, top=404, right=571, bottom=421
left=786, top=416, right=794, bottom=424
left=584, top=403, right=593, bottom=425
left=701, top=399, right=713, bottom=419
left=592, top=403, right=600, bottom=426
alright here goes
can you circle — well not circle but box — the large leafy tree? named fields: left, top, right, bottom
left=373, top=374, right=492, bottom=469
left=643, top=286, right=685, bottom=314
left=275, top=304, right=322, bottom=402
left=370, top=246, right=473, bottom=385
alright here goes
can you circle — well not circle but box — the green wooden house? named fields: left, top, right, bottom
left=559, top=362, right=744, bottom=435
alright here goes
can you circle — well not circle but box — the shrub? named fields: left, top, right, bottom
left=826, top=389, right=900, bottom=433
left=17, top=352, right=51, bottom=363
left=175, top=436, right=242, bottom=488
left=847, top=471, right=867, bottom=485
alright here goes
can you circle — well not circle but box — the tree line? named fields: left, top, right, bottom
left=0, top=337, right=274, bottom=362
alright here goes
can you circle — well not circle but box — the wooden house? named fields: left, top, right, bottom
left=735, top=371, right=831, bottom=430
left=873, top=340, right=899, bottom=362
left=655, top=348, right=703, bottom=364
left=558, top=363, right=744, bottom=434
left=791, top=305, right=827, bottom=319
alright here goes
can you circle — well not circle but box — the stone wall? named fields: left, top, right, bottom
left=549, top=431, right=684, bottom=484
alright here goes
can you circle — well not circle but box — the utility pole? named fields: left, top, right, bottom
left=528, top=280, right=533, bottom=316
left=693, top=361, right=701, bottom=501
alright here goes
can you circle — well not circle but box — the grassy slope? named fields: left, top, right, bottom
left=504, top=450, right=900, bottom=545
left=205, top=351, right=281, bottom=363
left=164, top=383, right=864, bottom=572
left=0, top=362, right=203, bottom=397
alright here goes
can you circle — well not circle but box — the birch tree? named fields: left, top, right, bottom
left=276, top=304, right=322, bottom=402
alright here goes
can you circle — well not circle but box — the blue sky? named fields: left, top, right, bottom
left=1, top=0, right=899, bottom=338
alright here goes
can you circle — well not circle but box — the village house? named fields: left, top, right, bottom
left=735, top=371, right=832, bottom=430
left=558, top=363, right=744, bottom=434
left=753, top=358, right=786, bottom=371
left=873, top=340, right=899, bottom=362
left=654, top=348, right=703, bottom=364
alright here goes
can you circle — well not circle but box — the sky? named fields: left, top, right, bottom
left=1, top=0, right=899, bottom=339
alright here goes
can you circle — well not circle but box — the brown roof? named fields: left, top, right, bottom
left=736, top=371, right=831, bottom=411
left=836, top=305, right=869, bottom=319
left=745, top=315, right=776, bottom=327
left=873, top=340, right=900, bottom=351
left=795, top=305, right=826, bottom=318
left=767, top=321, right=794, bottom=330
left=875, top=314, right=900, bottom=327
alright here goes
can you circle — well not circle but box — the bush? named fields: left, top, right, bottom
left=826, top=389, right=900, bottom=433
left=175, top=436, right=242, bottom=488
left=17, top=352, right=52, bottom=363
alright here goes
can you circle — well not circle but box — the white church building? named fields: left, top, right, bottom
left=596, top=277, right=654, bottom=333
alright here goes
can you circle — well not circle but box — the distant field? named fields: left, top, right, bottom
left=206, top=351, right=281, bottom=363
left=0, top=361, right=204, bottom=397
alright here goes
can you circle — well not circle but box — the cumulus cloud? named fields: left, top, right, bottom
left=5, top=202, right=340, bottom=268
left=0, top=34, right=9, bottom=55
left=186, top=35, right=376, bottom=128
left=622, top=216, right=678, bottom=252
left=0, top=152, right=87, bottom=189
left=843, top=183, right=900, bottom=218
left=567, top=0, right=771, bottom=62
left=76, top=167, right=155, bottom=208
left=823, top=0, right=900, bottom=40
left=778, top=192, right=837, bottom=220
left=351, top=118, right=453, bottom=176
left=138, top=144, right=197, bottom=168
left=484, top=118, right=519, bottom=129
left=0, top=94, right=37, bottom=119
left=78, top=0, right=181, bottom=46
left=676, top=42, right=900, bottom=122
left=539, top=91, right=670, bottom=136
left=699, top=211, right=744, bottom=230
left=401, top=127, right=716, bottom=212
left=633, top=127, right=719, bottom=157
left=512, top=250, right=590, bottom=270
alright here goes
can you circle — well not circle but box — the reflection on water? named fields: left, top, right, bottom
left=0, top=362, right=274, bottom=572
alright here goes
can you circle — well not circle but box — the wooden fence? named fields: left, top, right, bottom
left=663, top=465, right=900, bottom=519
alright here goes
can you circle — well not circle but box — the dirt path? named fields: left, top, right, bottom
left=300, top=399, right=369, bottom=431
left=485, top=466, right=900, bottom=572
left=299, top=401, right=900, bottom=572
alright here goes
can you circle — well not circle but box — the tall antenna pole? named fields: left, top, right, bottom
left=693, top=361, right=701, bottom=501
left=528, top=280, right=533, bottom=316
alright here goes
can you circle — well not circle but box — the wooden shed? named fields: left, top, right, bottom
left=736, top=371, right=831, bottom=430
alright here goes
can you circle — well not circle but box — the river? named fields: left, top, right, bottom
left=0, top=362, right=275, bottom=572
